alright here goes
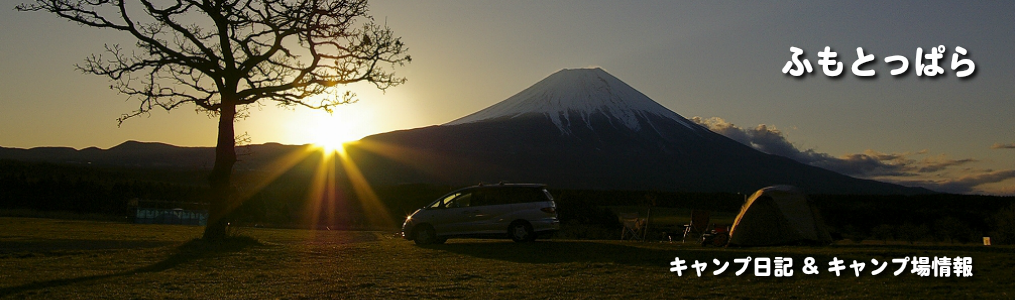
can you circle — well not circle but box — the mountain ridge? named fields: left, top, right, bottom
left=0, top=137, right=933, bottom=194
left=344, top=68, right=932, bottom=194
left=0, top=69, right=936, bottom=195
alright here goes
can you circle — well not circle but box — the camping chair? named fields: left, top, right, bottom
left=620, top=212, right=645, bottom=241
left=682, top=209, right=710, bottom=243
left=713, top=224, right=729, bottom=235
left=701, top=223, right=730, bottom=247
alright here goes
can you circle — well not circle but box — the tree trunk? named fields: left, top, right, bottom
left=203, top=103, right=237, bottom=240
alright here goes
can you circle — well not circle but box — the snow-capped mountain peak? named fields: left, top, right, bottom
left=445, top=68, right=695, bottom=134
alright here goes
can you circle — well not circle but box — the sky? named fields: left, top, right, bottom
left=1, top=1, right=1013, bottom=195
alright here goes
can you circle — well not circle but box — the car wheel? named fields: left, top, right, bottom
left=509, top=221, right=535, bottom=242
left=413, top=225, right=438, bottom=245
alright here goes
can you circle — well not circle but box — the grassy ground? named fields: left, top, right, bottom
left=0, top=217, right=1011, bottom=299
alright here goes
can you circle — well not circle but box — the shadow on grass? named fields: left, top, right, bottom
left=427, top=240, right=978, bottom=267
left=829, top=243, right=1015, bottom=254
left=0, top=239, right=178, bottom=256
left=426, top=241, right=692, bottom=267
left=0, top=236, right=262, bottom=297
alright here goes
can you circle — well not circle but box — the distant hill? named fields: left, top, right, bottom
left=0, top=141, right=305, bottom=171
left=0, top=69, right=934, bottom=195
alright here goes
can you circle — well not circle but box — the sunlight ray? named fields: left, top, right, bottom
left=233, top=145, right=318, bottom=200
left=336, top=144, right=394, bottom=228
left=214, top=145, right=320, bottom=224
left=304, top=150, right=334, bottom=233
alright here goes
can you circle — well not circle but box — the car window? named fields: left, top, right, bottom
left=470, top=190, right=487, bottom=207
left=431, top=193, right=459, bottom=208
left=482, top=188, right=507, bottom=206
left=483, top=187, right=547, bottom=205
left=431, top=187, right=548, bottom=208
left=517, top=188, right=545, bottom=203
left=447, top=192, right=473, bottom=208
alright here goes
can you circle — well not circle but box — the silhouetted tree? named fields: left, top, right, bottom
left=841, top=224, right=866, bottom=244
left=17, top=0, right=410, bottom=239
left=990, top=204, right=1015, bottom=245
left=871, top=224, right=894, bottom=244
left=898, top=222, right=928, bottom=245
left=933, top=216, right=971, bottom=244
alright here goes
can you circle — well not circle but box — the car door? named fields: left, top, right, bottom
left=463, top=189, right=498, bottom=234
left=434, top=191, right=476, bottom=235
left=470, top=188, right=516, bottom=234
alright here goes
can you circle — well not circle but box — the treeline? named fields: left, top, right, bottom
left=2, top=159, right=1013, bottom=243
left=812, top=194, right=1015, bottom=244
left=0, top=160, right=207, bottom=216
left=537, top=189, right=1015, bottom=244
left=548, top=189, right=745, bottom=212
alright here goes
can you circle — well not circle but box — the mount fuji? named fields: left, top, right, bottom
left=446, top=68, right=696, bottom=134
left=345, top=68, right=925, bottom=194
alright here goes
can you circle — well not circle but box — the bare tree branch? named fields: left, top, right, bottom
left=17, top=0, right=410, bottom=122
left=18, top=0, right=410, bottom=240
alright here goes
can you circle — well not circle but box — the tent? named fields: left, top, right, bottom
left=727, top=185, right=833, bottom=246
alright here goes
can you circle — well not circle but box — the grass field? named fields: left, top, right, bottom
left=0, top=217, right=1012, bottom=299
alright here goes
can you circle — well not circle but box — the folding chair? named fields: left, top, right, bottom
left=620, top=212, right=645, bottom=241
left=682, top=209, right=710, bottom=243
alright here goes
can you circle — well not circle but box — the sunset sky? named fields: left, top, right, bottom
left=1, top=1, right=1013, bottom=194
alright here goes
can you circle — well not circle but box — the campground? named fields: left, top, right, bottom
left=1, top=217, right=1012, bottom=299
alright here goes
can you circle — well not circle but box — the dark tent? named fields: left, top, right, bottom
left=728, top=185, right=833, bottom=246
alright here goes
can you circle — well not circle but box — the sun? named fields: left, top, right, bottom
left=304, top=111, right=368, bottom=155
left=281, top=89, right=389, bottom=155
left=310, top=121, right=362, bottom=154
left=313, top=132, right=355, bottom=154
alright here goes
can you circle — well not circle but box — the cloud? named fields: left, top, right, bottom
left=691, top=117, right=948, bottom=177
left=807, top=150, right=914, bottom=177
left=691, top=117, right=809, bottom=163
left=887, top=170, right=1015, bottom=194
left=992, top=143, right=1015, bottom=149
left=916, top=156, right=977, bottom=173
left=691, top=116, right=1003, bottom=193
left=691, top=116, right=752, bottom=145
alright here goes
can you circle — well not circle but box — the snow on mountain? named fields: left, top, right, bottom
left=347, top=67, right=932, bottom=194
left=445, top=68, right=697, bottom=134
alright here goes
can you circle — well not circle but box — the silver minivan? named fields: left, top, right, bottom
left=402, top=183, right=559, bottom=244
